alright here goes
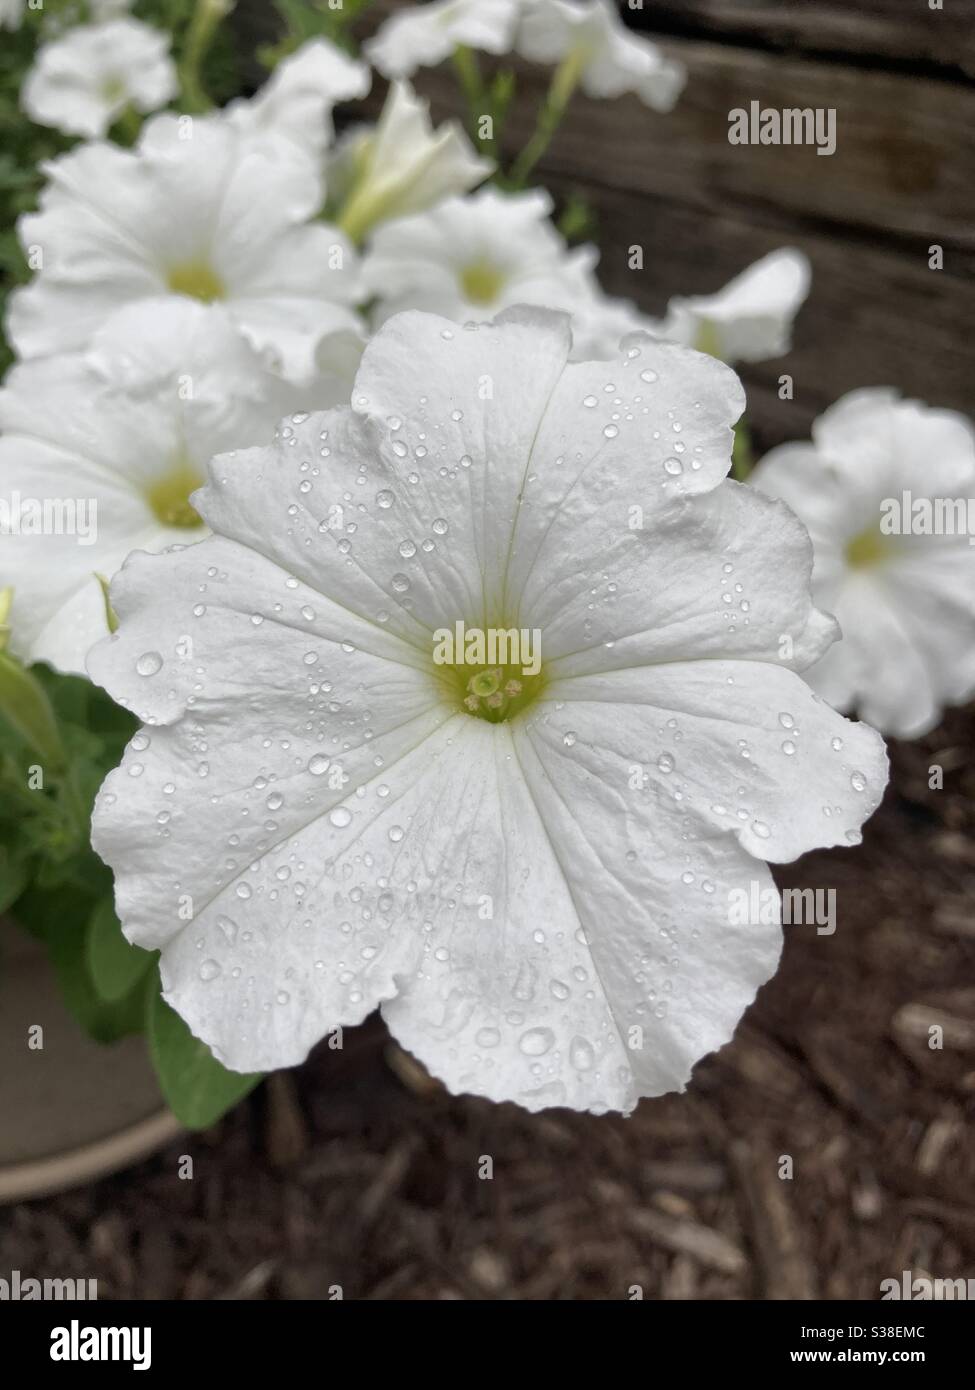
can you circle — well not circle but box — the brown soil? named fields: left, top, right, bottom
left=2, top=712, right=972, bottom=1301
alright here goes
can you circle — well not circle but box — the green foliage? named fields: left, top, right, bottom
left=0, top=658, right=255, bottom=1124
left=87, top=896, right=155, bottom=1003
left=147, top=982, right=262, bottom=1128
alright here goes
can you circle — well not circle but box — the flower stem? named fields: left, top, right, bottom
left=506, top=48, right=584, bottom=190
left=731, top=419, right=754, bottom=482
left=451, top=44, right=483, bottom=128
left=179, top=0, right=234, bottom=113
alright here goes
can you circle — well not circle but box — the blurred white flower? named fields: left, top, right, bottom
left=516, top=0, right=685, bottom=111
left=21, top=19, right=178, bottom=138
left=0, top=0, right=23, bottom=32
left=88, top=308, right=885, bottom=1111
left=0, top=299, right=333, bottom=676
left=8, top=112, right=361, bottom=384
left=227, top=37, right=370, bottom=158
left=753, top=389, right=975, bottom=738
left=365, top=0, right=520, bottom=78
left=334, top=80, right=492, bottom=242
left=361, top=187, right=649, bottom=359
left=653, top=249, right=811, bottom=364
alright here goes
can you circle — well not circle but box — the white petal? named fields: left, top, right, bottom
left=659, top=249, right=811, bottom=363
left=539, top=661, right=887, bottom=860
left=335, top=81, right=492, bottom=239
left=384, top=719, right=781, bottom=1111
left=366, top=0, right=519, bottom=78
left=515, top=0, right=685, bottom=112
left=88, top=533, right=452, bottom=1066
left=228, top=38, right=370, bottom=156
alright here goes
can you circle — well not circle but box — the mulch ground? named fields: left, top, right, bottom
left=2, top=710, right=973, bottom=1300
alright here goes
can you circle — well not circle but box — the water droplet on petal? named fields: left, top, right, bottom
left=136, top=651, right=163, bottom=677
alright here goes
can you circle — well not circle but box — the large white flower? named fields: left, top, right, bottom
left=333, top=80, right=492, bottom=243
left=752, top=389, right=975, bottom=738
left=8, top=112, right=360, bottom=384
left=21, top=19, right=178, bottom=138
left=0, top=298, right=324, bottom=676
left=365, top=0, right=520, bottom=79
left=360, top=186, right=649, bottom=358
left=653, top=250, right=811, bottom=364
left=87, top=309, right=886, bottom=1113
left=227, top=37, right=370, bottom=158
left=516, top=0, right=685, bottom=111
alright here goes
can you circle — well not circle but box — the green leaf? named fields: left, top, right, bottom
left=146, top=980, right=262, bottom=1128
left=15, top=883, right=147, bottom=1041
left=86, top=897, right=154, bottom=1003
left=0, top=651, right=66, bottom=770
left=0, top=842, right=29, bottom=914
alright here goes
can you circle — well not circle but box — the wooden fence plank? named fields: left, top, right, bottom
left=628, top=0, right=975, bottom=74
left=395, top=38, right=975, bottom=248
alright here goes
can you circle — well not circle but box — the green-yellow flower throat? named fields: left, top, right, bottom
left=454, top=662, right=547, bottom=723
left=432, top=621, right=547, bottom=723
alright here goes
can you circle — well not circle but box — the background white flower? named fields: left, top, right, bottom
left=0, top=0, right=23, bottom=31
left=752, top=388, right=975, bottom=738
left=0, top=299, right=313, bottom=675
left=653, top=249, right=811, bottom=363
left=7, top=112, right=361, bottom=384
left=366, top=0, right=520, bottom=79
left=360, top=186, right=650, bottom=357
left=21, top=19, right=178, bottom=138
left=516, top=0, right=686, bottom=111
left=88, top=309, right=886, bottom=1114
left=227, top=37, right=370, bottom=158
left=333, top=80, right=492, bottom=242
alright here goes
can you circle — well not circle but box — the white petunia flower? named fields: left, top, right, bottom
left=333, top=80, right=492, bottom=243
left=654, top=249, right=811, bottom=364
left=0, top=298, right=331, bottom=676
left=7, top=112, right=361, bottom=384
left=365, top=0, right=520, bottom=79
left=21, top=19, right=178, bottom=138
left=87, top=308, right=886, bottom=1113
left=752, top=389, right=975, bottom=738
left=516, top=0, right=685, bottom=111
left=360, top=186, right=650, bottom=358
left=227, top=37, right=370, bottom=158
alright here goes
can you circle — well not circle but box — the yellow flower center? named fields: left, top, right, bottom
left=101, top=76, right=128, bottom=104
left=459, top=260, right=506, bottom=306
left=146, top=459, right=206, bottom=529
left=454, top=663, right=547, bottom=723
left=167, top=260, right=225, bottom=303
left=845, top=526, right=889, bottom=569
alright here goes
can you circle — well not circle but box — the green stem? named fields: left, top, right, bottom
left=179, top=0, right=233, bottom=113
left=731, top=419, right=754, bottom=482
left=452, top=44, right=482, bottom=110
left=112, top=105, right=144, bottom=147
left=506, top=48, right=584, bottom=189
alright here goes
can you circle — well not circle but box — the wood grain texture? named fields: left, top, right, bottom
left=629, top=0, right=975, bottom=74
